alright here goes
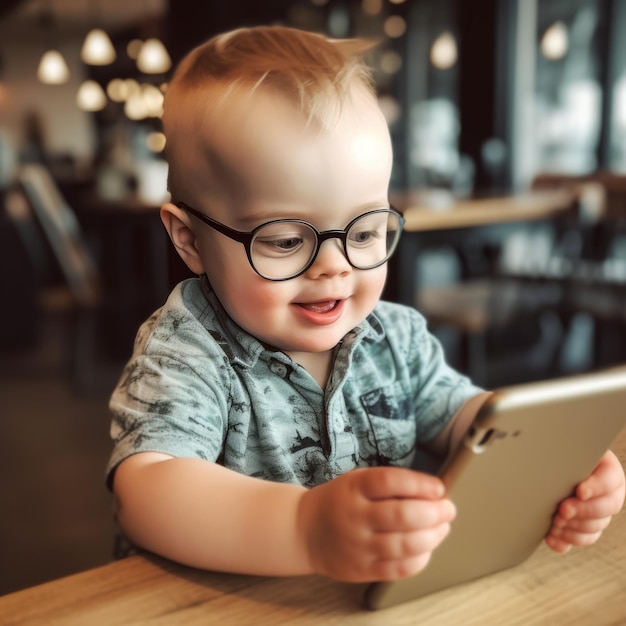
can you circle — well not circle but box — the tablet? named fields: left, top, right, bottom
left=365, top=366, right=626, bottom=610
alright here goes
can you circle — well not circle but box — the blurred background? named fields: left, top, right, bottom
left=1, top=0, right=626, bottom=595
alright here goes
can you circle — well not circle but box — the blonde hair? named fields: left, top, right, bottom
left=165, top=25, right=376, bottom=126
left=162, top=26, right=378, bottom=197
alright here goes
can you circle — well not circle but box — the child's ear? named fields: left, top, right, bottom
left=160, top=202, right=205, bottom=275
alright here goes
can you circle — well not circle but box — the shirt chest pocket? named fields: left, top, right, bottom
left=360, top=385, right=416, bottom=465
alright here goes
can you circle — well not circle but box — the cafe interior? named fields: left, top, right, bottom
left=0, top=0, right=625, bottom=598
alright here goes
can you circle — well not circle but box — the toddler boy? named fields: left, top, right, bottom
left=107, top=26, right=625, bottom=583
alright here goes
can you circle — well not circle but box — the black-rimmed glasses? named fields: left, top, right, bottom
left=175, top=201, right=405, bottom=281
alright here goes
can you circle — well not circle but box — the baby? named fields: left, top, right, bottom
left=107, top=25, right=625, bottom=582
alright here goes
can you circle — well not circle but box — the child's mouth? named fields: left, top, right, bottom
left=292, top=299, right=345, bottom=325
left=297, top=300, right=340, bottom=314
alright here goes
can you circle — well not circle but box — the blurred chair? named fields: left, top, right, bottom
left=414, top=184, right=595, bottom=387
left=416, top=230, right=567, bottom=387
left=15, top=162, right=104, bottom=394
left=0, top=190, right=41, bottom=350
left=534, top=173, right=626, bottom=370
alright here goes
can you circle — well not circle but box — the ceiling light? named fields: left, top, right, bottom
left=77, top=80, right=107, bottom=111
left=430, top=32, right=458, bottom=70
left=81, top=28, right=116, bottom=65
left=541, top=21, right=569, bottom=60
left=140, top=83, right=165, bottom=117
left=136, top=38, right=172, bottom=74
left=37, top=50, right=70, bottom=84
left=146, top=131, right=166, bottom=153
left=107, top=78, right=132, bottom=102
left=384, top=16, right=406, bottom=39
left=125, top=91, right=148, bottom=120
left=380, top=51, right=403, bottom=74
left=37, top=3, right=70, bottom=85
left=127, top=38, right=143, bottom=60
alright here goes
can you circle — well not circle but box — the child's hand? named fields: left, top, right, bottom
left=297, top=467, right=455, bottom=583
left=546, top=450, right=625, bottom=553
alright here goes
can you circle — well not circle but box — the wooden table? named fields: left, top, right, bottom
left=396, top=189, right=576, bottom=232
left=2, top=429, right=624, bottom=626
left=385, top=188, right=577, bottom=305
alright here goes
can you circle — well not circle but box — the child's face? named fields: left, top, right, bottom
left=179, top=86, right=393, bottom=357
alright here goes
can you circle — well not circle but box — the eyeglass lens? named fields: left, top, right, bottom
left=250, top=210, right=402, bottom=279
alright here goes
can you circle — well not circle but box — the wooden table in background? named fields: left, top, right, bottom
left=385, top=188, right=577, bottom=305
left=1, top=428, right=624, bottom=626
left=395, top=189, right=576, bottom=232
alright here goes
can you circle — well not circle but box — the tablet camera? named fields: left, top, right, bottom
left=465, top=427, right=502, bottom=453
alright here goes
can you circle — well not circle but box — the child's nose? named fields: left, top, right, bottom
left=305, top=238, right=351, bottom=279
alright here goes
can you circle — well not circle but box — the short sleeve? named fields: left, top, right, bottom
left=378, top=302, right=483, bottom=445
left=106, top=309, right=232, bottom=488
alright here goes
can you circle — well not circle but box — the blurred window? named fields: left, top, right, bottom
left=609, top=2, right=626, bottom=171
left=534, top=0, right=602, bottom=174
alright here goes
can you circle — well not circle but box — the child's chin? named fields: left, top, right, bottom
left=314, top=343, right=341, bottom=353
left=287, top=336, right=344, bottom=354
left=275, top=324, right=354, bottom=354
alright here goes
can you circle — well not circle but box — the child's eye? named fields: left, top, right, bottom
left=272, top=237, right=303, bottom=250
left=255, top=236, right=305, bottom=254
left=353, top=230, right=374, bottom=242
left=349, top=229, right=381, bottom=246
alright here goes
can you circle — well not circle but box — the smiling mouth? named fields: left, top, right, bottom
left=296, top=300, right=340, bottom=313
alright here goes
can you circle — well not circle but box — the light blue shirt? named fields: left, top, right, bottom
left=107, top=277, right=481, bottom=488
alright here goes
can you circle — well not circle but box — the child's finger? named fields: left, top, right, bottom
left=561, top=490, right=624, bottom=521
left=370, top=551, right=432, bottom=582
left=357, top=467, right=446, bottom=501
left=368, top=522, right=452, bottom=560
left=367, top=497, right=456, bottom=532
left=545, top=534, right=572, bottom=553
left=552, top=515, right=611, bottom=534
left=577, top=451, right=625, bottom=501
left=549, top=526, right=603, bottom=547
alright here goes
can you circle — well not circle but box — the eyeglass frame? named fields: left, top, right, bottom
left=174, top=200, right=405, bottom=281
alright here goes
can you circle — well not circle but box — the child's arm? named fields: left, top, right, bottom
left=426, top=391, right=493, bottom=460
left=545, top=450, right=625, bottom=553
left=113, top=452, right=456, bottom=582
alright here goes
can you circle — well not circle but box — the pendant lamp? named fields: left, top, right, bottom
left=37, top=49, right=70, bottom=84
left=81, top=28, right=116, bottom=65
left=37, top=2, right=70, bottom=85
left=430, top=32, right=458, bottom=70
left=77, top=80, right=107, bottom=111
left=136, top=38, right=172, bottom=74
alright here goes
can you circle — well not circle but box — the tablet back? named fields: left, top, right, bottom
left=365, top=366, right=626, bottom=610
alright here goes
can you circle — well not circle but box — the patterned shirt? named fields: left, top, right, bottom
left=106, top=277, right=481, bottom=488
